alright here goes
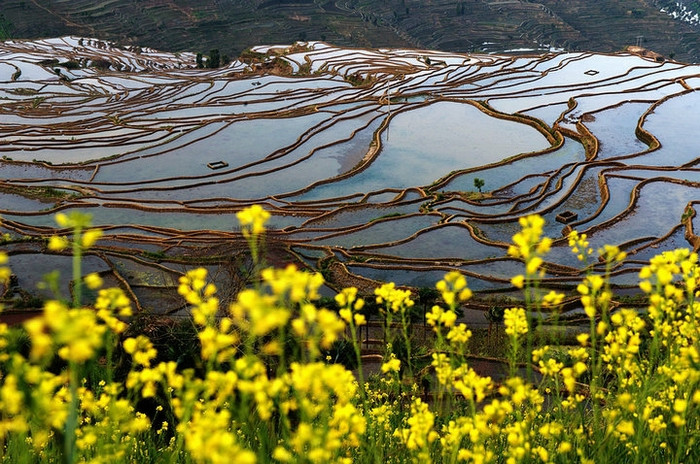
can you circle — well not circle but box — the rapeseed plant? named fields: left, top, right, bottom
left=0, top=209, right=698, bottom=463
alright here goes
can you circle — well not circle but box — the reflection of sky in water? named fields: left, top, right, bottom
left=0, top=193, right=52, bottom=213
left=93, top=113, right=329, bottom=183
left=578, top=176, right=638, bottom=231
left=349, top=267, right=452, bottom=289
left=444, top=137, right=585, bottom=195
left=513, top=164, right=585, bottom=212
left=302, top=201, right=425, bottom=229
left=587, top=181, right=695, bottom=248
left=522, top=103, right=568, bottom=126
left=631, top=229, right=688, bottom=262
left=6, top=207, right=307, bottom=231
left=311, top=214, right=438, bottom=248
left=9, top=254, right=109, bottom=298
left=7, top=40, right=700, bottom=291
left=586, top=103, right=649, bottom=159
left=636, top=91, right=700, bottom=166
left=350, top=265, right=511, bottom=291
left=371, top=224, right=503, bottom=260
left=297, top=101, right=549, bottom=200
left=88, top=112, right=381, bottom=197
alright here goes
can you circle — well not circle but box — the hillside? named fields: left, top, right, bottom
left=2, top=1, right=700, bottom=62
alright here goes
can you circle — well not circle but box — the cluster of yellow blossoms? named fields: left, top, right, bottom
left=0, top=210, right=699, bottom=463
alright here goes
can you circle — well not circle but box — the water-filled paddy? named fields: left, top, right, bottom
left=368, top=224, right=503, bottom=260
left=3, top=39, right=700, bottom=310
left=298, top=101, right=551, bottom=201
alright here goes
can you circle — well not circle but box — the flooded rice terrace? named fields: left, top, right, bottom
left=1, top=37, right=700, bottom=316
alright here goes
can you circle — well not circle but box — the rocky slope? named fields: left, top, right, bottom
left=2, top=1, right=700, bottom=62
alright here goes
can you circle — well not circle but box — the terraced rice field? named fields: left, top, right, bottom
left=2, top=36, right=700, bottom=317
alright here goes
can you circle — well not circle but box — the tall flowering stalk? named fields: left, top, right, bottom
left=569, top=231, right=626, bottom=444
left=336, top=287, right=367, bottom=400
left=504, top=307, right=528, bottom=378
left=42, top=212, right=106, bottom=462
left=0, top=218, right=9, bottom=315
left=635, top=249, right=700, bottom=463
left=236, top=204, right=270, bottom=270
left=375, top=282, right=415, bottom=376
left=16, top=216, right=143, bottom=464
left=425, top=272, right=476, bottom=411
left=507, top=214, right=551, bottom=380
left=172, top=205, right=362, bottom=462
left=47, top=212, right=103, bottom=308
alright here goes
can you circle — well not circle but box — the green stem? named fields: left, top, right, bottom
left=65, top=363, right=79, bottom=464
left=105, top=332, right=114, bottom=385
left=72, top=226, right=82, bottom=308
left=509, top=333, right=518, bottom=379
left=400, top=309, right=413, bottom=378
left=277, top=325, right=287, bottom=377
left=589, top=298, right=600, bottom=446
left=524, top=275, right=534, bottom=383
left=167, top=390, right=192, bottom=464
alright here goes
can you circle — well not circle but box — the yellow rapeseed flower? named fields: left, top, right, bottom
left=436, top=271, right=472, bottom=308
left=503, top=307, right=528, bottom=337
left=453, top=366, right=492, bottom=402
left=81, top=228, right=102, bottom=249
left=0, top=251, right=9, bottom=287
left=511, top=274, right=525, bottom=289
left=84, top=272, right=103, bottom=290
left=394, top=398, right=439, bottom=453
left=508, top=215, right=545, bottom=259
left=236, top=204, right=270, bottom=237
left=381, top=354, right=401, bottom=374
left=231, top=289, right=290, bottom=337
left=262, top=265, right=324, bottom=303
left=542, top=290, right=565, bottom=308
left=123, top=335, right=157, bottom=367
left=568, top=230, right=593, bottom=262
left=47, top=235, right=69, bottom=251
left=375, top=282, right=414, bottom=313
left=426, top=305, right=457, bottom=330
left=25, top=300, right=107, bottom=364
left=447, top=323, right=472, bottom=345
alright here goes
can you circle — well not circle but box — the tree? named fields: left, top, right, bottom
left=196, top=53, right=204, bottom=68
left=0, top=14, right=13, bottom=40
left=456, top=2, right=466, bottom=16
left=417, top=287, right=439, bottom=326
left=208, top=49, right=220, bottom=68
left=474, top=178, right=485, bottom=193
